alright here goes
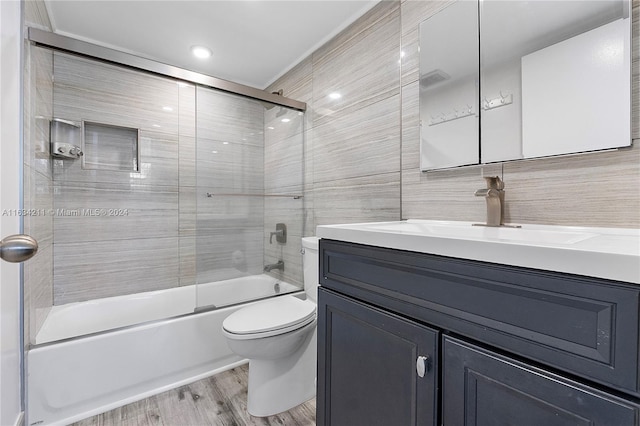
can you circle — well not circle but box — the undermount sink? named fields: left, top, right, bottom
left=316, top=220, right=640, bottom=284
left=368, top=220, right=597, bottom=245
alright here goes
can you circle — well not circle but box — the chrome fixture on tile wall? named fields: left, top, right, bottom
left=50, top=118, right=83, bottom=160
left=270, top=223, right=287, bottom=244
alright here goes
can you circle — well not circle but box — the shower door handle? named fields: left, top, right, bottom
left=0, top=234, right=38, bottom=263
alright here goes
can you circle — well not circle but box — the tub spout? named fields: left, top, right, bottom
left=264, top=260, right=284, bottom=273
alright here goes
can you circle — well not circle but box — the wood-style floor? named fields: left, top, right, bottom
left=71, top=365, right=316, bottom=426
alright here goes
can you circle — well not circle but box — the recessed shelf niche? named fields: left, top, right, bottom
left=82, top=121, right=140, bottom=172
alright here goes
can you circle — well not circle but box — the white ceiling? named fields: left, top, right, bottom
left=44, top=0, right=380, bottom=89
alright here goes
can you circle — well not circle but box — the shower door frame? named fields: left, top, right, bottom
left=27, top=28, right=306, bottom=113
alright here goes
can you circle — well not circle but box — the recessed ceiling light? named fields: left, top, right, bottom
left=191, top=45, right=212, bottom=59
left=152, top=124, right=161, bottom=128
left=281, top=118, right=291, bottom=123
left=223, top=142, right=229, bottom=145
left=211, top=150, right=218, bottom=154
left=162, top=106, right=173, bottom=112
left=329, top=92, right=342, bottom=100
left=267, top=126, right=275, bottom=130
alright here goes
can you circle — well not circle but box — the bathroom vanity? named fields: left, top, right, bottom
left=315, top=221, right=640, bottom=425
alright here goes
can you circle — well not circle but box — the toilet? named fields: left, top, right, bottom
left=222, top=236, right=320, bottom=417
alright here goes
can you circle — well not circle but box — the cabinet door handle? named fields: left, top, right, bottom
left=416, top=355, right=430, bottom=378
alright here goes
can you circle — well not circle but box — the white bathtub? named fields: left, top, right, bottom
left=27, top=275, right=302, bottom=426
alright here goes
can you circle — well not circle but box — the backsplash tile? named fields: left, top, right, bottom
left=402, top=166, right=487, bottom=221
left=503, top=145, right=640, bottom=227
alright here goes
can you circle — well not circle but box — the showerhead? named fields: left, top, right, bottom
left=261, top=89, right=285, bottom=110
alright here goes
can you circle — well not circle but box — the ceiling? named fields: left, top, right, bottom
left=44, top=0, right=380, bottom=90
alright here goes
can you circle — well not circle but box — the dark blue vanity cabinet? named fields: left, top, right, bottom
left=317, top=239, right=640, bottom=426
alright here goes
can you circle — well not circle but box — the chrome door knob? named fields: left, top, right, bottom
left=0, top=234, right=38, bottom=263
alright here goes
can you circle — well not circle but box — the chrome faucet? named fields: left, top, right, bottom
left=474, top=176, right=505, bottom=227
left=264, top=260, right=284, bottom=273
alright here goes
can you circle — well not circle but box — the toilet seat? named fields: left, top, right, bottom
left=223, top=296, right=316, bottom=340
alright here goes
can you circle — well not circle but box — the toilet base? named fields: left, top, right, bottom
left=247, top=328, right=317, bottom=417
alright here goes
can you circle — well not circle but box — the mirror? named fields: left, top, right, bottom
left=419, top=1, right=479, bottom=170
left=420, top=0, right=631, bottom=171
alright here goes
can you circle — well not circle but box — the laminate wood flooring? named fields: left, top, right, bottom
left=71, top=365, right=316, bottom=426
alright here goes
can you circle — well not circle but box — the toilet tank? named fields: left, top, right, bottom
left=301, top=237, right=320, bottom=302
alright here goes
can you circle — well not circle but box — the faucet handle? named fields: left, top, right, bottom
left=474, top=188, right=500, bottom=197
left=483, top=176, right=504, bottom=190
left=269, top=223, right=287, bottom=244
left=269, top=229, right=283, bottom=244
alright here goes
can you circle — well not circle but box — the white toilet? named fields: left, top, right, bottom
left=222, top=236, right=320, bottom=417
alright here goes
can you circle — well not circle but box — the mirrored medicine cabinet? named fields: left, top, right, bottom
left=419, top=0, right=632, bottom=171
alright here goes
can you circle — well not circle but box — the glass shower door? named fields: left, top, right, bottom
left=194, top=86, right=305, bottom=310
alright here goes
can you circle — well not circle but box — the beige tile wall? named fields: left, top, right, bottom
left=269, top=1, right=403, bottom=233
left=270, top=0, right=640, bottom=232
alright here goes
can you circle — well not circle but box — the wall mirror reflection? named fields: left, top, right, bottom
left=419, top=1, right=479, bottom=170
left=419, top=0, right=631, bottom=171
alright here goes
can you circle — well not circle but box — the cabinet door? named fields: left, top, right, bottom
left=318, top=288, right=438, bottom=426
left=443, top=336, right=639, bottom=426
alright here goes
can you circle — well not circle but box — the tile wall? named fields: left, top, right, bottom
left=195, top=87, right=265, bottom=284
left=24, top=1, right=54, bottom=344
left=269, top=1, right=403, bottom=231
left=263, top=106, right=305, bottom=286
left=269, top=0, right=640, bottom=231
left=50, top=53, right=183, bottom=304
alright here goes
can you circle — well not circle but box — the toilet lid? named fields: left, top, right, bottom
left=223, top=296, right=316, bottom=335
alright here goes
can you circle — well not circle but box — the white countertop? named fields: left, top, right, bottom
left=316, top=220, right=640, bottom=284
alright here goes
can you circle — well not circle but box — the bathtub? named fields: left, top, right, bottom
left=27, top=275, right=302, bottom=426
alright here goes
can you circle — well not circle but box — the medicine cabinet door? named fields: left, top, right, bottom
left=480, top=0, right=631, bottom=162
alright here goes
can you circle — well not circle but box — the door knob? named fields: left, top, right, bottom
left=0, top=234, right=38, bottom=263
